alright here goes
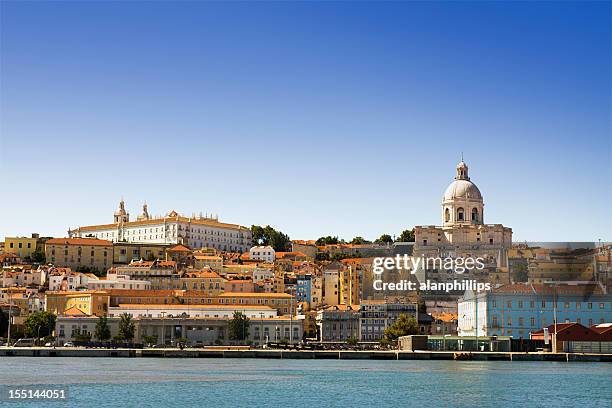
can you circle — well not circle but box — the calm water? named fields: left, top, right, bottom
left=0, top=358, right=610, bottom=407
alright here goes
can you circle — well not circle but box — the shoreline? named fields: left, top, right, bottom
left=1, top=347, right=611, bottom=362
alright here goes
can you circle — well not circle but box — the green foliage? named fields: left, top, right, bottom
left=375, top=234, right=393, bottom=244
left=74, top=331, right=92, bottom=342
left=315, top=236, right=340, bottom=245
left=417, top=298, right=427, bottom=314
left=251, top=225, right=291, bottom=252
left=396, top=229, right=415, bottom=242
left=383, top=314, right=419, bottom=341
left=94, top=316, right=111, bottom=341
left=512, top=262, right=529, bottom=283
left=31, top=250, right=46, bottom=263
left=315, top=253, right=330, bottom=261
left=43, top=335, right=55, bottom=344
left=346, top=337, right=359, bottom=346
left=349, top=237, right=371, bottom=245
left=143, top=335, right=158, bottom=346
left=24, top=311, right=56, bottom=338
left=228, top=311, right=250, bottom=341
left=117, top=313, right=135, bottom=342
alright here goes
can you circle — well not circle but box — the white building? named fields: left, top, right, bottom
left=249, top=246, right=275, bottom=263
left=47, top=269, right=93, bottom=291
left=253, top=266, right=275, bottom=283
left=108, top=304, right=277, bottom=319
left=86, top=273, right=151, bottom=291
left=69, top=200, right=252, bottom=252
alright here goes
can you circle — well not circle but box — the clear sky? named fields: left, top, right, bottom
left=1, top=1, right=610, bottom=242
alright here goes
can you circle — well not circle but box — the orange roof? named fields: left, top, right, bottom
left=219, top=292, right=291, bottom=298
left=107, top=289, right=183, bottom=296
left=168, top=244, right=191, bottom=252
left=114, top=303, right=275, bottom=310
left=182, top=270, right=223, bottom=279
left=46, top=238, right=112, bottom=246
left=63, top=306, right=90, bottom=316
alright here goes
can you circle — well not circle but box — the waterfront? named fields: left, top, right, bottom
left=0, top=358, right=610, bottom=407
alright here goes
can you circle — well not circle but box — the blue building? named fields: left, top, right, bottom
left=296, top=274, right=312, bottom=305
left=458, top=283, right=611, bottom=339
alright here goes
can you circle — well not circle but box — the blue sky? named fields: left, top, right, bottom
left=1, top=1, right=610, bottom=242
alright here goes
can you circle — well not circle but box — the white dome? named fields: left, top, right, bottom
left=443, top=179, right=482, bottom=201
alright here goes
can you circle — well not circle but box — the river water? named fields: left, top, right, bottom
left=0, top=358, right=610, bottom=407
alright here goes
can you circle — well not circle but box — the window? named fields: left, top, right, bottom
left=518, top=317, right=524, bottom=326
left=530, top=317, right=535, bottom=327
left=445, top=208, right=450, bottom=222
left=518, top=301, right=523, bottom=308
left=600, top=303, right=605, bottom=309
left=588, top=302, right=593, bottom=309
left=471, top=208, right=479, bottom=222
left=507, top=317, right=512, bottom=326
left=457, top=208, right=465, bottom=221
left=507, top=301, right=512, bottom=309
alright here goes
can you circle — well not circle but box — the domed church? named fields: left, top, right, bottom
left=413, top=159, right=513, bottom=286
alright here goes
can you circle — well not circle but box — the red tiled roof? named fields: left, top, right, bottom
left=168, top=244, right=191, bottom=252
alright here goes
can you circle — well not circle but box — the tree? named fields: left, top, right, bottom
left=94, top=316, right=111, bottom=341
left=346, top=337, right=359, bottom=346
left=315, top=236, right=339, bottom=245
left=31, top=250, right=46, bottom=263
left=117, top=313, right=135, bottom=343
left=512, top=262, right=529, bottom=283
left=24, top=311, right=56, bottom=338
left=383, top=314, right=419, bottom=342
left=396, top=229, right=415, bottom=242
left=74, top=331, right=91, bottom=342
left=375, top=234, right=393, bottom=244
left=251, top=225, right=291, bottom=252
left=143, top=335, right=158, bottom=346
left=228, top=311, right=250, bottom=341
left=350, top=237, right=371, bottom=245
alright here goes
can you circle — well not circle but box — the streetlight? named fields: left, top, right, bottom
left=160, top=311, right=166, bottom=346
left=259, top=312, right=265, bottom=347
left=7, top=288, right=13, bottom=346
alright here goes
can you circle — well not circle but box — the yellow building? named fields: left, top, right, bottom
left=179, top=270, right=226, bottom=295
left=113, top=242, right=170, bottom=264
left=45, top=238, right=113, bottom=272
left=180, top=292, right=294, bottom=315
left=194, top=255, right=223, bottom=272
left=45, top=291, right=110, bottom=317
left=4, top=236, right=39, bottom=259
left=222, top=264, right=257, bottom=275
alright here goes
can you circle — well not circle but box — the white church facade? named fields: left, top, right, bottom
left=68, top=200, right=252, bottom=253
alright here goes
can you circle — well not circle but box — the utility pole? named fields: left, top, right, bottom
left=474, top=290, right=478, bottom=351
left=552, top=285, right=558, bottom=353
left=260, top=312, right=264, bottom=347
left=7, top=288, right=13, bottom=346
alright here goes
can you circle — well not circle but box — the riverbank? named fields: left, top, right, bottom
left=1, top=347, right=611, bottom=361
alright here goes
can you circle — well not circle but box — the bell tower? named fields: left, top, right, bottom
left=114, top=198, right=130, bottom=224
